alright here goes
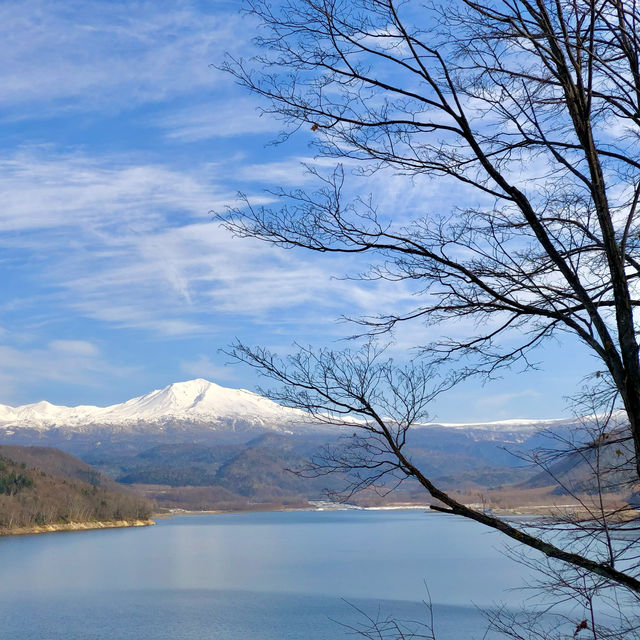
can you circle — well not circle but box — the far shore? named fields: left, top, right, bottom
left=155, top=500, right=635, bottom=520
left=153, top=502, right=546, bottom=518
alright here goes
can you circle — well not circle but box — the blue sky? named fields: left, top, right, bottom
left=0, top=0, right=597, bottom=420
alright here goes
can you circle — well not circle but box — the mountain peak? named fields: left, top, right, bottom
left=167, top=378, right=220, bottom=391
left=132, top=378, right=264, bottom=414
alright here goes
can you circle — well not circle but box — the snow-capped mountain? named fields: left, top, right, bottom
left=0, top=379, right=309, bottom=433
left=0, top=378, right=593, bottom=441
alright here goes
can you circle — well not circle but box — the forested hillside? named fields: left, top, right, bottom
left=0, top=446, right=153, bottom=531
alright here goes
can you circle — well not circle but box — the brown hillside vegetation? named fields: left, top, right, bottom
left=0, top=445, right=153, bottom=532
left=0, top=445, right=125, bottom=490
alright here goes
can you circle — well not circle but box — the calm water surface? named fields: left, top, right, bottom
left=0, top=510, right=534, bottom=639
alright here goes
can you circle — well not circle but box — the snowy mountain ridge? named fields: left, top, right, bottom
left=0, top=379, right=308, bottom=432
left=0, top=378, right=589, bottom=436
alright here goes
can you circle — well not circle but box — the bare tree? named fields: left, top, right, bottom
left=229, top=341, right=640, bottom=637
left=220, top=0, right=640, bottom=636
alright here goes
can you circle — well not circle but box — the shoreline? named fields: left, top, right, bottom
left=0, top=518, right=155, bottom=537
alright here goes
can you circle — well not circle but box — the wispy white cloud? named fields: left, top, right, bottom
left=0, top=338, right=134, bottom=404
left=58, top=218, right=414, bottom=334
left=0, top=148, right=417, bottom=339
left=157, top=99, right=279, bottom=141
left=0, top=148, right=226, bottom=235
left=180, top=354, right=237, bottom=382
left=235, top=158, right=323, bottom=186
left=0, top=1, right=251, bottom=114
left=49, top=339, right=100, bottom=357
left=475, top=389, right=543, bottom=417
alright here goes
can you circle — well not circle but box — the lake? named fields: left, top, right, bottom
left=0, top=509, right=537, bottom=639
